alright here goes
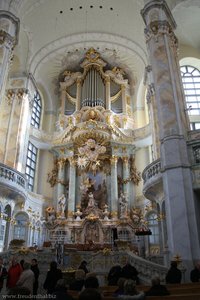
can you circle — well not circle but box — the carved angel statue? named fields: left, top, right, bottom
left=87, top=192, right=96, bottom=208
left=58, top=194, right=66, bottom=217
left=119, top=192, right=128, bottom=218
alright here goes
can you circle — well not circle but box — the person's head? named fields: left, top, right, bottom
left=124, top=279, right=137, bottom=296
left=31, top=258, right=38, bottom=266
left=84, top=276, right=99, bottom=289
left=151, top=276, right=161, bottom=286
left=75, top=269, right=85, bottom=280
left=11, top=257, right=18, bottom=266
left=50, top=261, right=57, bottom=270
left=79, top=288, right=102, bottom=300
left=194, top=261, right=200, bottom=270
left=55, top=279, right=68, bottom=291
left=80, top=260, right=87, bottom=266
left=23, top=262, right=31, bottom=271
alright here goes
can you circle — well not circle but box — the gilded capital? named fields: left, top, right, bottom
left=57, top=157, right=66, bottom=169
left=122, top=156, right=129, bottom=164
left=110, top=156, right=118, bottom=165
left=68, top=156, right=76, bottom=166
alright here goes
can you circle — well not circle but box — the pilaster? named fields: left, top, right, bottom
left=0, top=11, right=20, bottom=106
left=110, top=156, right=118, bottom=219
left=141, top=0, right=200, bottom=276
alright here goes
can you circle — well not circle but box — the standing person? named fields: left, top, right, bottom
left=107, top=264, right=122, bottom=286
left=166, top=261, right=182, bottom=284
left=6, top=257, right=23, bottom=291
left=16, top=262, right=35, bottom=294
left=31, top=258, right=40, bottom=295
left=78, top=260, right=89, bottom=274
left=0, top=257, right=7, bottom=293
left=190, top=261, right=200, bottom=282
left=121, top=259, right=139, bottom=284
left=43, top=261, right=62, bottom=294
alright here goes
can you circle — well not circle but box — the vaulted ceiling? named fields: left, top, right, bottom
left=1, top=0, right=200, bottom=111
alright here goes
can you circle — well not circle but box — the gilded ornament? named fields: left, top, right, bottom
left=86, top=48, right=100, bottom=62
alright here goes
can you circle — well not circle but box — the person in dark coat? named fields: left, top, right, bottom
left=0, top=257, right=7, bottom=292
left=145, top=276, right=170, bottom=296
left=190, top=262, right=200, bottom=282
left=165, top=261, right=182, bottom=284
left=43, top=261, right=62, bottom=294
left=121, top=260, right=139, bottom=284
left=78, top=260, right=89, bottom=274
left=107, top=264, right=122, bottom=286
left=31, top=258, right=40, bottom=295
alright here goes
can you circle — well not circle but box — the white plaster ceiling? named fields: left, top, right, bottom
left=5, top=0, right=200, bottom=111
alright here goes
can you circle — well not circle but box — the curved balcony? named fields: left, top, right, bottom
left=0, top=163, right=27, bottom=200
left=142, top=159, right=163, bottom=201
left=187, top=132, right=200, bottom=190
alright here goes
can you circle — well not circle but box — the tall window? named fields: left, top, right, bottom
left=13, top=213, right=28, bottom=241
left=25, top=142, right=38, bottom=191
left=31, top=91, right=42, bottom=129
left=147, top=213, right=159, bottom=245
left=180, top=65, right=200, bottom=116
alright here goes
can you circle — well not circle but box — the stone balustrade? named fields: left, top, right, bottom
left=142, top=159, right=161, bottom=184
left=0, top=163, right=27, bottom=199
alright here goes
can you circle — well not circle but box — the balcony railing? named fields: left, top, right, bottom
left=142, top=159, right=161, bottom=184
left=0, top=163, right=27, bottom=198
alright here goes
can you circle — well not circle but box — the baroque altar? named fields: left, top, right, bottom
left=44, top=48, right=143, bottom=247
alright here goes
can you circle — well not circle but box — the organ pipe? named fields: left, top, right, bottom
left=81, top=67, right=105, bottom=108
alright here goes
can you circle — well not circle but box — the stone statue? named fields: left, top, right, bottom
left=119, top=192, right=128, bottom=218
left=58, top=194, right=66, bottom=218
left=87, top=192, right=95, bottom=208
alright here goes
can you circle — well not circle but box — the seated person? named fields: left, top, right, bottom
left=107, top=264, right=122, bottom=286
left=166, top=261, right=182, bottom=284
left=70, top=269, right=85, bottom=291
left=118, top=279, right=145, bottom=300
left=145, top=276, right=170, bottom=296
left=190, top=262, right=200, bottom=282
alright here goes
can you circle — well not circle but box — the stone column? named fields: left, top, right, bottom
left=56, top=158, right=65, bottom=208
left=110, top=156, right=118, bottom=219
left=121, top=85, right=126, bottom=114
left=76, top=78, right=81, bottom=111
left=68, top=157, right=76, bottom=219
left=60, top=83, right=66, bottom=114
left=105, top=76, right=111, bottom=110
left=141, top=0, right=200, bottom=274
left=122, top=156, right=130, bottom=201
left=145, top=66, right=160, bottom=159
left=0, top=11, right=20, bottom=106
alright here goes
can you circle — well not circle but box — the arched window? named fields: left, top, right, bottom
left=31, top=91, right=42, bottom=129
left=25, top=142, right=38, bottom=191
left=13, top=213, right=29, bottom=241
left=180, top=65, right=200, bottom=129
left=147, top=212, right=159, bottom=245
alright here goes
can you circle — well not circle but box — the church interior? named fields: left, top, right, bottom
left=0, top=0, right=200, bottom=284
